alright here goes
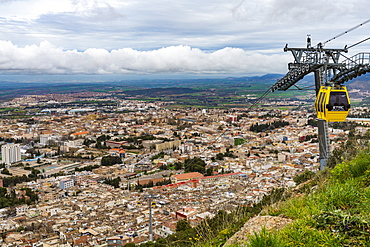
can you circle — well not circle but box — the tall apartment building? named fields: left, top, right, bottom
left=59, top=179, right=74, bottom=190
left=1, top=143, right=21, bottom=165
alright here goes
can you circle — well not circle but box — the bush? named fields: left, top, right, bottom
left=331, top=148, right=370, bottom=181
left=101, top=155, right=122, bottom=166
left=293, top=170, right=315, bottom=185
left=1, top=168, right=12, bottom=176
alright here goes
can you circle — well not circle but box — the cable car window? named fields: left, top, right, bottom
left=328, top=92, right=348, bottom=111
left=320, top=92, right=326, bottom=112
left=317, top=92, right=322, bottom=112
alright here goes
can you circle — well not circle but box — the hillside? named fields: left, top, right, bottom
left=221, top=135, right=370, bottom=246
left=347, top=74, right=370, bottom=91
left=0, top=74, right=369, bottom=105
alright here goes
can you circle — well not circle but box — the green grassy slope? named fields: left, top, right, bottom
left=238, top=147, right=370, bottom=247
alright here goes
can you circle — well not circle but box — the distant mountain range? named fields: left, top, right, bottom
left=0, top=73, right=368, bottom=101
left=346, top=74, right=370, bottom=90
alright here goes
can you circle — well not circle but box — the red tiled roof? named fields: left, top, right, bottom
left=172, top=172, right=203, bottom=181
left=72, top=131, right=88, bottom=136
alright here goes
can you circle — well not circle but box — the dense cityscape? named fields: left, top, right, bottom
left=1, top=0, right=370, bottom=245
left=0, top=90, right=369, bottom=246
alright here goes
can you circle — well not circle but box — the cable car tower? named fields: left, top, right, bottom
left=267, top=20, right=370, bottom=170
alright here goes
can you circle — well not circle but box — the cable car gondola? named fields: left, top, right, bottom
left=314, top=85, right=350, bottom=122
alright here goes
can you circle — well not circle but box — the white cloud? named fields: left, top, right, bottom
left=0, top=0, right=369, bottom=77
left=0, top=40, right=290, bottom=75
left=0, top=0, right=123, bottom=21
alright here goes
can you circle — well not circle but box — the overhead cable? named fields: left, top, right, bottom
left=322, top=18, right=370, bottom=46
left=245, top=86, right=273, bottom=113
left=347, top=36, right=370, bottom=49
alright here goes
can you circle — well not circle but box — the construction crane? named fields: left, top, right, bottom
left=248, top=19, right=370, bottom=170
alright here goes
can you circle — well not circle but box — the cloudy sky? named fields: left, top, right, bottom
left=0, top=0, right=369, bottom=79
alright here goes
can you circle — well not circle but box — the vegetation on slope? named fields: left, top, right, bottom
left=241, top=148, right=370, bottom=246
left=270, top=153, right=367, bottom=245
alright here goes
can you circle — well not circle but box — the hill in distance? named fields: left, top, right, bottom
left=0, top=73, right=368, bottom=101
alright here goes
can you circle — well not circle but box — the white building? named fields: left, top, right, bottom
left=1, top=143, right=21, bottom=165
left=40, top=134, right=61, bottom=146
left=15, top=205, right=29, bottom=216
left=59, top=179, right=74, bottom=190
left=153, top=224, right=175, bottom=238
left=179, top=143, right=194, bottom=153
left=40, top=134, right=51, bottom=146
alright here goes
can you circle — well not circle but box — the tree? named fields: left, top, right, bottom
left=22, top=188, right=38, bottom=202
left=184, top=157, right=206, bottom=174
left=0, top=187, right=7, bottom=197
left=123, top=243, right=136, bottom=247
left=1, top=168, right=12, bottom=176
left=150, top=152, right=165, bottom=161
left=216, top=153, right=224, bottom=160
left=101, top=156, right=123, bottom=166
left=206, top=168, right=213, bottom=176
left=175, top=162, right=183, bottom=170
left=104, top=177, right=121, bottom=188
left=293, top=170, right=315, bottom=185
left=17, top=226, right=25, bottom=232
left=176, top=220, right=192, bottom=232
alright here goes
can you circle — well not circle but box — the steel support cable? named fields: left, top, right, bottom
left=247, top=89, right=270, bottom=111
left=347, top=37, right=370, bottom=49
left=307, top=93, right=316, bottom=102
left=245, top=86, right=273, bottom=113
left=292, top=85, right=315, bottom=90
left=322, top=18, right=370, bottom=46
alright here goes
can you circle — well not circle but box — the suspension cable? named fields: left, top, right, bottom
left=322, top=18, right=370, bottom=46
left=245, top=86, right=273, bottom=113
left=347, top=36, right=370, bottom=49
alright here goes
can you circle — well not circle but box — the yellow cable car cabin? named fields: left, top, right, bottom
left=314, top=85, right=350, bottom=122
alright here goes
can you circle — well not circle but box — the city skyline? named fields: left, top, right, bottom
left=0, top=0, right=370, bottom=78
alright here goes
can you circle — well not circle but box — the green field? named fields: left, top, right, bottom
left=0, top=75, right=366, bottom=109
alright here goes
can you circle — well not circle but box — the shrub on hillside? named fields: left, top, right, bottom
left=293, top=170, right=315, bottom=185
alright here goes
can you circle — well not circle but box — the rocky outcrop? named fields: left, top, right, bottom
left=223, top=215, right=293, bottom=246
